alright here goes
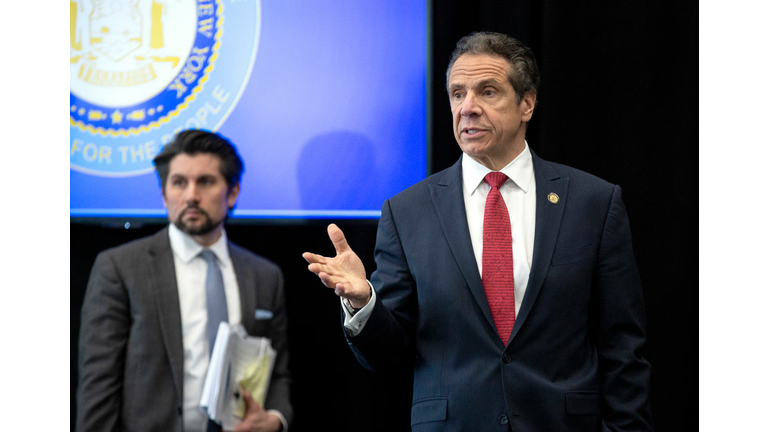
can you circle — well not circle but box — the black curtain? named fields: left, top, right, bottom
left=71, top=1, right=697, bottom=430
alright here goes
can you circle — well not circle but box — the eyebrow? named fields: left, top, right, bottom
left=449, top=78, right=504, bottom=92
left=168, top=173, right=218, bottom=181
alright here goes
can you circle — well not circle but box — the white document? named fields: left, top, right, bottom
left=200, top=323, right=276, bottom=430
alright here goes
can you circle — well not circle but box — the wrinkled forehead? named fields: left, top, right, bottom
left=448, top=54, right=512, bottom=89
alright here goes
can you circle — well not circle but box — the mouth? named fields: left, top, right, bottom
left=181, top=207, right=207, bottom=219
left=461, top=127, right=487, bottom=137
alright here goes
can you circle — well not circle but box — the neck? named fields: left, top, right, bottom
left=470, top=141, right=526, bottom=171
left=191, top=224, right=224, bottom=247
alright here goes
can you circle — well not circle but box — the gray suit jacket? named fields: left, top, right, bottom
left=76, top=227, right=292, bottom=432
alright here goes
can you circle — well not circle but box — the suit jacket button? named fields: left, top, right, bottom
left=177, top=406, right=183, bottom=416
left=498, top=414, right=509, bottom=425
left=502, top=353, right=511, bottom=363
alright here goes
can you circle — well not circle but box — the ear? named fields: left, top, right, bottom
left=227, top=183, right=241, bottom=209
left=520, top=91, right=537, bottom=123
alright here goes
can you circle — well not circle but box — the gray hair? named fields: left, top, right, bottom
left=446, top=32, right=540, bottom=104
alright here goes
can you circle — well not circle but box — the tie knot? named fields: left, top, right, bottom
left=484, top=172, right=508, bottom=189
left=200, top=249, right=217, bottom=264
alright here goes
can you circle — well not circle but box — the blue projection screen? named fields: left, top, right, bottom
left=70, top=0, right=427, bottom=219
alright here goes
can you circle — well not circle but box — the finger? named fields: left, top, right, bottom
left=241, top=390, right=264, bottom=418
left=242, top=390, right=259, bottom=409
left=307, top=262, right=341, bottom=277
left=327, top=223, right=351, bottom=255
left=306, top=262, right=321, bottom=274
left=334, top=281, right=370, bottom=302
left=333, top=283, right=352, bottom=297
left=315, top=269, right=353, bottom=294
left=228, top=390, right=258, bottom=432
left=318, top=272, right=346, bottom=290
left=302, top=252, right=328, bottom=264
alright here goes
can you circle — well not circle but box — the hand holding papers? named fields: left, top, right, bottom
left=200, top=323, right=276, bottom=430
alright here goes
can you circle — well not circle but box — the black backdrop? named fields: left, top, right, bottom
left=71, top=1, right=698, bottom=430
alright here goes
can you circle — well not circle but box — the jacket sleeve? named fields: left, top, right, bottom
left=595, top=186, right=654, bottom=431
left=261, top=267, right=294, bottom=427
left=76, top=251, right=130, bottom=432
left=346, top=199, right=418, bottom=371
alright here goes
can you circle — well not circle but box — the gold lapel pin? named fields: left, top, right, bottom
left=547, top=193, right=559, bottom=204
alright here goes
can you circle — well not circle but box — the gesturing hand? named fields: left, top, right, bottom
left=302, top=224, right=371, bottom=308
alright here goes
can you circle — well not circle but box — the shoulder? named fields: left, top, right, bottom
left=534, top=154, right=618, bottom=195
left=533, top=154, right=628, bottom=224
left=95, top=228, right=169, bottom=262
left=388, top=159, right=460, bottom=204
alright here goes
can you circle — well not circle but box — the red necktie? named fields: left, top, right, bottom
left=482, top=172, right=515, bottom=344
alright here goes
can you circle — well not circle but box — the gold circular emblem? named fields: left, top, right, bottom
left=548, top=193, right=559, bottom=204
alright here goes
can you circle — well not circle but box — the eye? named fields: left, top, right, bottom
left=171, top=178, right=186, bottom=187
left=452, top=92, right=463, bottom=100
left=483, top=89, right=496, bottom=96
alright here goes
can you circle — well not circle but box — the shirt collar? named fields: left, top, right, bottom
left=168, top=223, right=231, bottom=267
left=462, top=141, right=534, bottom=196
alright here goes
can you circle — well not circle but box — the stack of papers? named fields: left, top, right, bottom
left=200, top=323, right=276, bottom=430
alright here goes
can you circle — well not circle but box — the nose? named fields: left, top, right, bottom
left=460, top=92, right=482, bottom=117
left=183, top=183, right=200, bottom=203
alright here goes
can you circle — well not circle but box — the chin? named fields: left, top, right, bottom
left=175, top=218, right=216, bottom=236
left=459, top=146, right=486, bottom=158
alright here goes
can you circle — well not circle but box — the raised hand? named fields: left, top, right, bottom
left=302, top=224, right=371, bottom=308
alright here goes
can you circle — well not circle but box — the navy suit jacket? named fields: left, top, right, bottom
left=76, top=227, right=293, bottom=432
left=346, top=152, right=653, bottom=431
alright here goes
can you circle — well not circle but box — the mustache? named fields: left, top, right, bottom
left=180, top=205, right=209, bottom=218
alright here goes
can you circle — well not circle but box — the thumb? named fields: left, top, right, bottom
left=241, top=389, right=262, bottom=414
left=327, top=224, right=351, bottom=256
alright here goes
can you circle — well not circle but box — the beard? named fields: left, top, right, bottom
left=173, top=206, right=227, bottom=236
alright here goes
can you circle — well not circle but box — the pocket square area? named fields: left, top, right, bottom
left=254, top=309, right=274, bottom=320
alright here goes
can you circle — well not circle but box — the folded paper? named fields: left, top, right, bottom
left=200, top=323, right=276, bottom=430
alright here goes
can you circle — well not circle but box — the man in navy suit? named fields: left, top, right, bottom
left=304, top=32, right=653, bottom=431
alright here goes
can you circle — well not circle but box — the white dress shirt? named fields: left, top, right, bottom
left=461, top=142, right=536, bottom=317
left=168, top=224, right=242, bottom=432
left=344, top=143, right=537, bottom=335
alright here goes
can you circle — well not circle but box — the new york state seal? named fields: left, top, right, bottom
left=70, top=0, right=261, bottom=176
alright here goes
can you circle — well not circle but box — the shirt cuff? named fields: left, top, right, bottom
left=267, top=409, right=288, bottom=431
left=341, top=280, right=376, bottom=336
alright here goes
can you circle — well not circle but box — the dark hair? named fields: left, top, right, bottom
left=446, top=32, right=540, bottom=104
left=153, top=129, right=244, bottom=191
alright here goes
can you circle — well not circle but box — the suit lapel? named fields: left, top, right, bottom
left=429, top=157, right=497, bottom=333
left=147, top=228, right=185, bottom=401
left=509, top=151, right=568, bottom=343
left=230, top=243, right=256, bottom=332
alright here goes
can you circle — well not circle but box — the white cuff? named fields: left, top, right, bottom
left=267, top=409, right=288, bottom=431
left=341, top=281, right=376, bottom=336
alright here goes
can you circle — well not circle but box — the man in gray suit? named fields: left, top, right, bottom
left=77, top=130, right=292, bottom=432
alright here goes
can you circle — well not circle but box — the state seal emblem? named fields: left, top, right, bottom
left=70, top=0, right=262, bottom=176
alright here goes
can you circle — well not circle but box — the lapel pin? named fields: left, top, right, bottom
left=547, top=193, right=560, bottom=204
